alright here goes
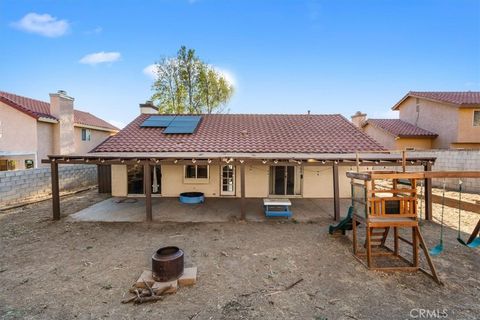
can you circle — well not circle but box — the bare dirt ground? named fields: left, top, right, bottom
left=0, top=189, right=479, bottom=320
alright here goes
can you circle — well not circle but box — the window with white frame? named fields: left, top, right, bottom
left=474, top=110, right=480, bottom=127
left=81, top=128, right=91, bottom=141
left=184, top=165, right=209, bottom=179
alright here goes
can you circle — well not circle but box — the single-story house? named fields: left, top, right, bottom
left=44, top=103, right=437, bottom=221
left=358, top=117, right=438, bottom=150
left=0, top=90, right=119, bottom=170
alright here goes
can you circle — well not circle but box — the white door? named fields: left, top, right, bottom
left=221, top=165, right=235, bottom=196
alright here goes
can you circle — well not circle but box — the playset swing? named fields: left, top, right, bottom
left=456, top=180, right=480, bottom=248
left=429, top=180, right=446, bottom=256
left=331, top=169, right=480, bottom=284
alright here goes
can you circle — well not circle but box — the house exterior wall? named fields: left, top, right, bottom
left=110, top=163, right=351, bottom=198
left=398, top=97, right=458, bottom=149
left=0, top=101, right=37, bottom=169
left=0, top=101, right=37, bottom=154
left=363, top=125, right=396, bottom=149
left=111, top=164, right=128, bottom=196
left=456, top=108, right=480, bottom=146
left=37, top=121, right=55, bottom=167
left=74, top=127, right=113, bottom=155
left=394, top=137, right=433, bottom=150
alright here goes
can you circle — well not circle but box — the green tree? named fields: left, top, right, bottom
left=151, top=46, right=234, bottom=114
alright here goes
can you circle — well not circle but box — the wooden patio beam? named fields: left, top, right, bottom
left=333, top=162, right=340, bottom=221
left=240, top=161, right=246, bottom=220
left=144, top=164, right=153, bottom=222
left=424, top=162, right=432, bottom=221
left=51, top=161, right=60, bottom=221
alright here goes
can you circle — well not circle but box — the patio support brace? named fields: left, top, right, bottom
left=240, top=161, right=246, bottom=220
left=144, top=164, right=153, bottom=222
left=51, top=161, right=60, bottom=220
left=424, top=162, right=432, bottom=221
left=333, top=162, right=340, bottom=221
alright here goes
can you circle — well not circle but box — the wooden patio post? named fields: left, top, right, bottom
left=144, top=164, right=153, bottom=222
left=51, top=161, right=60, bottom=221
left=424, top=162, right=432, bottom=221
left=240, top=161, right=246, bottom=220
left=333, top=162, right=340, bottom=221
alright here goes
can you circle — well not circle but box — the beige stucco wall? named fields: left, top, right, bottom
left=74, top=127, right=113, bottom=154
left=398, top=97, right=458, bottom=149
left=110, top=163, right=351, bottom=198
left=394, top=137, right=433, bottom=150
left=456, top=108, right=480, bottom=145
left=36, top=121, right=55, bottom=167
left=111, top=164, right=128, bottom=196
left=0, top=101, right=37, bottom=155
left=363, top=124, right=396, bottom=149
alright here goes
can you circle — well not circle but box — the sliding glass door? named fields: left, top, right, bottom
left=270, top=166, right=301, bottom=196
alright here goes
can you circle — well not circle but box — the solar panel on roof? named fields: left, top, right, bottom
left=140, top=115, right=202, bottom=133
left=163, top=115, right=202, bottom=134
left=140, top=115, right=176, bottom=127
left=163, top=126, right=197, bottom=134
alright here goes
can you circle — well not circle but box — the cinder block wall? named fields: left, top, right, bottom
left=409, top=150, right=480, bottom=193
left=0, top=164, right=97, bottom=208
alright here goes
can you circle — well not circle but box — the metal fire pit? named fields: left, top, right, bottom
left=152, top=246, right=184, bottom=282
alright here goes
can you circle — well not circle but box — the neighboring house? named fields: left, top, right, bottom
left=88, top=106, right=384, bottom=199
left=353, top=91, right=480, bottom=150
left=0, top=90, right=119, bottom=170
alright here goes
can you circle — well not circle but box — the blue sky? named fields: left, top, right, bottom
left=1, top=0, right=479, bottom=128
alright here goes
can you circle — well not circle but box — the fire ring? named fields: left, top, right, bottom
left=152, top=246, right=184, bottom=282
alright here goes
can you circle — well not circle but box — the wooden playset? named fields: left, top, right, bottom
left=337, top=170, right=480, bottom=284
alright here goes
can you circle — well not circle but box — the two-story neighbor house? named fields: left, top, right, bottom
left=0, top=90, right=119, bottom=170
left=353, top=91, right=480, bottom=150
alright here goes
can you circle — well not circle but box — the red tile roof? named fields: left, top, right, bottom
left=92, top=114, right=384, bottom=154
left=364, top=119, right=437, bottom=138
left=393, top=91, right=480, bottom=110
left=0, top=91, right=119, bottom=131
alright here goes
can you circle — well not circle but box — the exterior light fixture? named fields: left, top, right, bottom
left=136, top=159, right=141, bottom=163
left=101, top=159, right=105, bottom=163
left=274, top=160, right=278, bottom=164
left=334, top=160, right=339, bottom=164
left=297, top=160, right=302, bottom=165
left=155, top=159, right=160, bottom=163
left=173, top=159, right=178, bottom=164
left=207, top=159, right=212, bottom=164
left=321, top=160, right=326, bottom=164
left=239, top=159, right=244, bottom=164
left=262, top=160, right=267, bottom=164
left=120, top=159, right=124, bottom=163
left=192, top=159, right=196, bottom=164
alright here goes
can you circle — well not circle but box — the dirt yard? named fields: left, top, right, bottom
left=0, top=189, right=479, bottom=320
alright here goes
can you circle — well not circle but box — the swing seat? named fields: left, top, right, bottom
left=457, top=237, right=480, bottom=249
left=429, top=243, right=444, bottom=256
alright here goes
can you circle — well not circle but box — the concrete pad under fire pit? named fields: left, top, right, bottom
left=68, top=197, right=350, bottom=223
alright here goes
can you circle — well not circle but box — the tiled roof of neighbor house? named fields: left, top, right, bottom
left=363, top=119, right=438, bottom=138
left=392, top=91, right=480, bottom=110
left=92, top=114, right=385, bottom=154
left=0, top=91, right=119, bottom=131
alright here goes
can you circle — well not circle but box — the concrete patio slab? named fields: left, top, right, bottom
left=68, top=197, right=351, bottom=223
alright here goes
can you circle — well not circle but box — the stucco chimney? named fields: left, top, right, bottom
left=50, top=90, right=75, bottom=155
left=139, top=101, right=159, bottom=114
left=351, top=111, right=367, bottom=128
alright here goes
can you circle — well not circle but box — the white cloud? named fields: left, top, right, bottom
left=143, top=64, right=158, bottom=79
left=11, top=12, right=69, bottom=37
left=79, top=51, right=121, bottom=65
left=108, top=119, right=126, bottom=129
